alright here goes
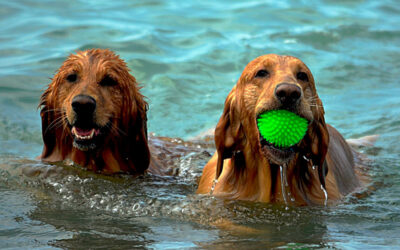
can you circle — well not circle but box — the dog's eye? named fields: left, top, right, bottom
left=255, top=70, right=269, bottom=78
left=66, top=73, right=77, bottom=83
left=99, top=75, right=118, bottom=86
left=296, top=72, right=309, bottom=82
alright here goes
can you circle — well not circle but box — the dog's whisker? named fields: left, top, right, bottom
left=54, top=117, right=68, bottom=130
left=102, top=114, right=128, bottom=136
left=107, top=122, right=127, bottom=137
left=309, top=104, right=323, bottom=108
left=41, top=108, right=64, bottom=114
left=104, top=113, right=122, bottom=120
left=45, top=116, right=66, bottom=133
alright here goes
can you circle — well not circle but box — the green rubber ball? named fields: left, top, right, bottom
left=257, top=110, right=309, bottom=148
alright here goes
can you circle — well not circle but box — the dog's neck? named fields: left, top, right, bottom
left=216, top=151, right=327, bottom=205
left=43, top=130, right=149, bottom=175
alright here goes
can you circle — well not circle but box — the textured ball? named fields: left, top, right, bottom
left=257, top=110, right=308, bottom=148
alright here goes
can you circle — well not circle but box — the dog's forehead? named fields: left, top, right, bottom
left=64, top=49, right=126, bottom=73
left=238, top=54, right=313, bottom=85
left=69, top=49, right=109, bottom=62
left=249, top=54, right=306, bottom=70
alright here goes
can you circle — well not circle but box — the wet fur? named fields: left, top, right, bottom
left=39, top=49, right=150, bottom=174
left=197, top=54, right=362, bottom=205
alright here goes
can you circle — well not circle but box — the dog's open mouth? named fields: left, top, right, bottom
left=71, top=126, right=102, bottom=151
left=72, top=127, right=100, bottom=140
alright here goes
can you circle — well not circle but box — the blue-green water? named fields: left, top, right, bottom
left=1, top=0, right=400, bottom=248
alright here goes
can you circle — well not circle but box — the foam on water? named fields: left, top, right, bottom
left=0, top=158, right=314, bottom=226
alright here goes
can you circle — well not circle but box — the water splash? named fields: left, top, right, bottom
left=287, top=191, right=295, bottom=202
left=209, top=179, right=218, bottom=195
left=320, top=184, right=328, bottom=206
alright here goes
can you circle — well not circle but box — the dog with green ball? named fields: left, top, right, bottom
left=197, top=54, right=373, bottom=206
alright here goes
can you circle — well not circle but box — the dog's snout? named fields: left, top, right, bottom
left=72, top=95, right=96, bottom=115
left=274, top=83, right=302, bottom=106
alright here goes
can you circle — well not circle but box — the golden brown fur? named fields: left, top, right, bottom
left=39, top=49, right=150, bottom=174
left=197, top=54, right=361, bottom=205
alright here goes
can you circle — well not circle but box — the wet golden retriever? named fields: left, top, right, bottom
left=39, top=49, right=209, bottom=175
left=197, top=54, right=363, bottom=205
left=39, top=49, right=151, bottom=174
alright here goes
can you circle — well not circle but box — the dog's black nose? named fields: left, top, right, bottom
left=72, top=95, right=96, bottom=115
left=275, top=83, right=302, bottom=106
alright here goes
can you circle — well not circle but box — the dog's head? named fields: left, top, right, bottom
left=215, top=54, right=329, bottom=177
left=39, top=49, right=149, bottom=173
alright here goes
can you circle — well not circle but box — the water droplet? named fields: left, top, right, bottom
left=210, top=179, right=218, bottom=195
left=320, top=184, right=328, bottom=206
left=132, top=203, right=140, bottom=211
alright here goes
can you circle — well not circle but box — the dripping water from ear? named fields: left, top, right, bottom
left=303, top=154, right=329, bottom=206
left=320, top=185, right=328, bottom=206
left=280, top=165, right=289, bottom=210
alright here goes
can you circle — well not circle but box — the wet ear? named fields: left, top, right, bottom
left=314, top=97, right=330, bottom=187
left=39, top=86, right=56, bottom=159
left=301, top=94, right=330, bottom=187
left=123, top=76, right=150, bottom=174
left=128, top=100, right=150, bottom=174
left=312, top=95, right=329, bottom=163
left=215, top=87, right=242, bottom=178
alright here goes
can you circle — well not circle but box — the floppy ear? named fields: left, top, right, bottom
left=128, top=97, right=150, bottom=174
left=121, top=76, right=150, bottom=174
left=312, top=96, right=330, bottom=187
left=214, top=86, right=243, bottom=178
left=300, top=93, right=330, bottom=188
left=39, top=85, right=57, bottom=159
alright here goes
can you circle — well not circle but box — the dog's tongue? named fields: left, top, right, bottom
left=73, top=127, right=99, bottom=136
left=75, top=128, right=93, bottom=136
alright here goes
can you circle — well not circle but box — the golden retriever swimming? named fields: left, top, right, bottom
left=197, top=54, right=365, bottom=205
left=39, top=49, right=160, bottom=175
